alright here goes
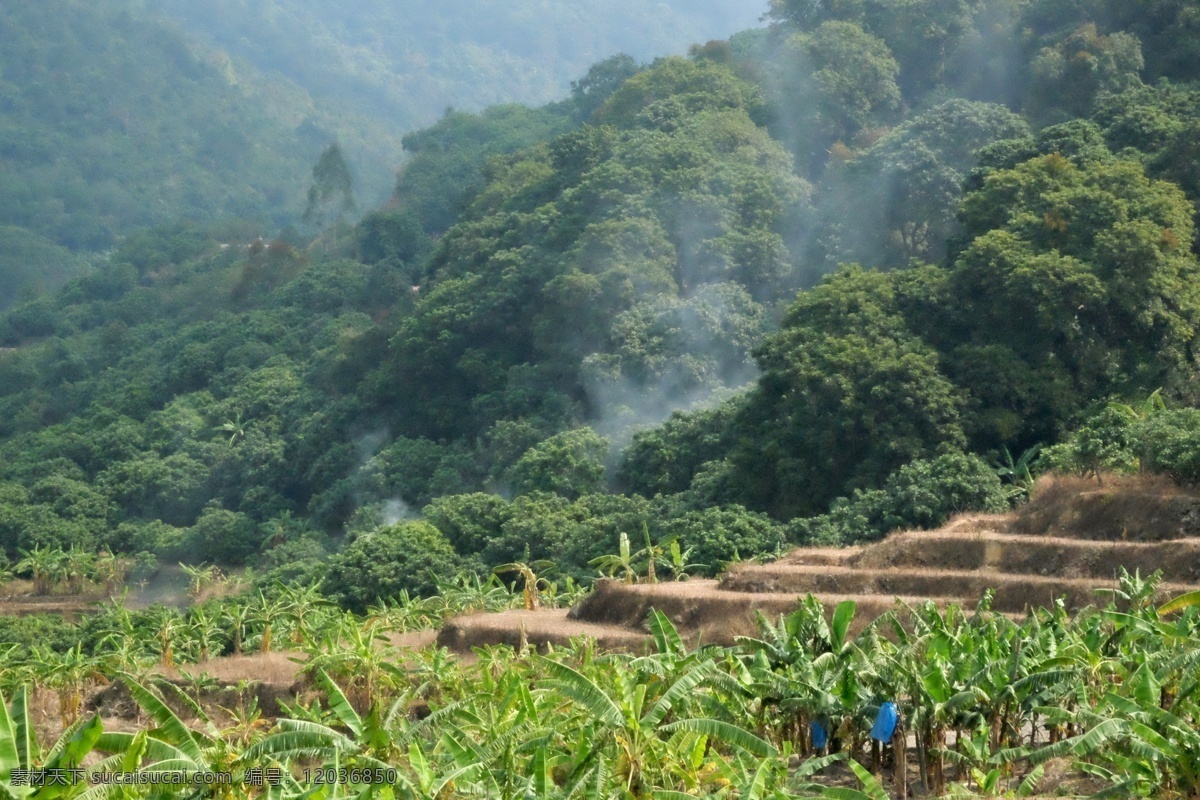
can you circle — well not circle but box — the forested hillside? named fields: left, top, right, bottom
left=0, top=0, right=760, bottom=311
left=0, top=1, right=328, bottom=252
left=2, top=0, right=1200, bottom=604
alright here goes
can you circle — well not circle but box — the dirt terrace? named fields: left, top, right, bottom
left=437, top=477, right=1200, bottom=654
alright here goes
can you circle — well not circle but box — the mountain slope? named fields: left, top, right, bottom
left=0, top=0, right=331, bottom=253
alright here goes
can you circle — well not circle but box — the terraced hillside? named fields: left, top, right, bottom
left=437, top=478, right=1200, bottom=654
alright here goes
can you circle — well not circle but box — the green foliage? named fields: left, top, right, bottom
left=188, top=505, right=258, bottom=565
left=323, top=521, right=460, bottom=612
left=617, top=395, right=745, bottom=497
left=950, top=153, right=1200, bottom=447
left=728, top=266, right=968, bottom=519
left=377, top=57, right=807, bottom=441
left=1132, top=409, right=1200, bottom=485
left=660, top=506, right=788, bottom=574
left=1037, top=406, right=1138, bottom=479
left=394, top=104, right=576, bottom=236
left=789, top=21, right=901, bottom=144
left=819, top=99, right=1030, bottom=268
left=0, top=0, right=1198, bottom=596
left=790, top=452, right=1010, bottom=545
left=504, top=428, right=609, bottom=500
left=0, top=1, right=329, bottom=251
left=303, top=143, right=357, bottom=230
left=570, top=54, right=644, bottom=122
left=421, top=493, right=516, bottom=557
left=595, top=56, right=765, bottom=128
left=1027, top=23, right=1144, bottom=123
left=0, top=228, right=89, bottom=312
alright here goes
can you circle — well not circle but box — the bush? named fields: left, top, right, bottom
left=789, top=452, right=1008, bottom=545
left=1134, top=409, right=1200, bottom=485
left=660, top=506, right=788, bottom=575
left=256, top=536, right=333, bottom=587
left=187, top=506, right=258, bottom=565
left=505, top=428, right=609, bottom=499
left=422, top=492, right=515, bottom=555
left=324, top=521, right=459, bottom=612
left=1037, top=407, right=1138, bottom=479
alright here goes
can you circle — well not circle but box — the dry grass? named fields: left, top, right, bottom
left=852, top=529, right=1200, bottom=582
left=568, top=580, right=975, bottom=643
left=172, top=651, right=308, bottom=686
left=719, top=563, right=1193, bottom=613
left=1014, top=473, right=1200, bottom=541
left=437, top=609, right=650, bottom=654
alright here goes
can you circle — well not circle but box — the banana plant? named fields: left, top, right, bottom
left=492, top=561, right=555, bottom=610
left=0, top=685, right=107, bottom=799
left=29, top=645, right=105, bottom=729
left=273, top=581, right=334, bottom=646
left=240, top=671, right=401, bottom=795
left=187, top=606, right=228, bottom=662
left=94, top=676, right=249, bottom=798
left=15, top=546, right=66, bottom=595
left=536, top=652, right=775, bottom=796
left=247, top=590, right=289, bottom=654
left=302, top=619, right=405, bottom=713
left=589, top=532, right=638, bottom=584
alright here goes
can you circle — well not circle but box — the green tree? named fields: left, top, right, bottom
left=789, top=20, right=900, bottom=144
left=819, top=100, right=1030, bottom=268
left=570, top=53, right=642, bottom=122
left=949, top=153, right=1200, bottom=447
left=323, top=521, right=459, bottom=612
left=303, top=142, right=357, bottom=232
left=728, top=266, right=967, bottom=519
left=661, top=505, right=787, bottom=573
left=1027, top=24, right=1144, bottom=122
left=504, top=428, right=609, bottom=499
left=617, top=395, right=745, bottom=497
left=188, top=506, right=258, bottom=565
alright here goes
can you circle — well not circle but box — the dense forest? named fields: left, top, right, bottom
left=1, top=0, right=1200, bottom=602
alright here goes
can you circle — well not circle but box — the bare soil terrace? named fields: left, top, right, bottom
left=439, top=475, right=1200, bottom=654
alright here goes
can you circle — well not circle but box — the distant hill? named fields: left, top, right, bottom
left=0, top=0, right=763, bottom=308
left=0, top=0, right=343, bottom=255
left=147, top=0, right=764, bottom=126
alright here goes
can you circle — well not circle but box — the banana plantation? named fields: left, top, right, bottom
left=0, top=568, right=1197, bottom=800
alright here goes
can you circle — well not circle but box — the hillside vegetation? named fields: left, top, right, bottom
left=1, top=0, right=1200, bottom=796
left=0, top=0, right=760, bottom=309
left=1, top=0, right=1200, bottom=590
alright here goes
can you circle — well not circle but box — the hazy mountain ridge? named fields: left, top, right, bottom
left=0, top=0, right=763, bottom=311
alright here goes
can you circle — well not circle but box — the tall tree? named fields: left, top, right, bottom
left=303, top=142, right=357, bottom=232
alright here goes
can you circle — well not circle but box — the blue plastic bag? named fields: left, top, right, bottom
left=810, top=720, right=828, bottom=750
left=870, top=701, right=899, bottom=742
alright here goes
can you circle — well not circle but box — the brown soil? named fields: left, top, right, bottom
left=718, top=563, right=1192, bottom=613
left=437, top=609, right=651, bottom=654
left=172, top=651, right=309, bottom=687
left=1014, top=474, right=1200, bottom=541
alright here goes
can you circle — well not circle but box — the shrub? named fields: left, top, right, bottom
left=660, top=505, right=788, bottom=574
left=324, top=521, right=459, bottom=612
left=789, top=452, right=1008, bottom=545
left=1037, top=406, right=1138, bottom=479
left=188, top=506, right=258, bottom=565
left=1134, top=409, right=1200, bottom=485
